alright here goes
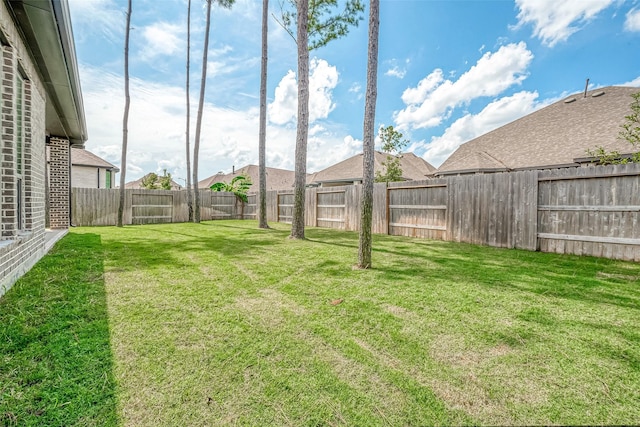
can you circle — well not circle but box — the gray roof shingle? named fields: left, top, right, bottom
left=310, top=151, right=436, bottom=185
left=436, top=86, right=640, bottom=175
left=71, top=148, right=119, bottom=171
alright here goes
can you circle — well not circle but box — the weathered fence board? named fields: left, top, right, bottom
left=388, top=181, right=447, bottom=240
left=537, top=163, right=640, bottom=261
left=316, top=188, right=346, bottom=229
left=72, top=163, right=640, bottom=261
left=277, top=193, right=294, bottom=224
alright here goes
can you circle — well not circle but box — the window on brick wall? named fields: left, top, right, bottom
left=15, top=72, right=25, bottom=230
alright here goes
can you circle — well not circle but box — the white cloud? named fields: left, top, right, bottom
left=514, top=0, right=615, bottom=47
left=348, top=82, right=363, bottom=101
left=68, top=0, right=124, bottom=44
left=623, top=75, right=640, bottom=87
left=141, top=22, right=183, bottom=59
left=79, top=63, right=353, bottom=182
left=386, top=66, right=406, bottom=79
left=267, top=58, right=339, bottom=126
left=384, top=58, right=409, bottom=79
left=395, top=42, right=533, bottom=130
left=422, top=91, right=543, bottom=167
left=268, top=70, right=298, bottom=125
left=624, top=8, right=640, bottom=32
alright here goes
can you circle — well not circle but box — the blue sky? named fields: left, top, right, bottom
left=67, top=0, right=640, bottom=184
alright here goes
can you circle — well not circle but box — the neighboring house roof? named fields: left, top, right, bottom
left=71, top=148, right=119, bottom=171
left=125, top=174, right=182, bottom=190
left=8, top=0, right=87, bottom=146
left=198, top=165, right=297, bottom=191
left=436, top=86, right=640, bottom=176
left=309, top=151, right=436, bottom=185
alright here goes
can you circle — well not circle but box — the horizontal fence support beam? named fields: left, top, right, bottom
left=538, top=233, right=640, bottom=246
left=132, top=205, right=172, bottom=208
left=389, top=222, right=446, bottom=231
left=317, top=190, right=346, bottom=194
left=132, top=216, right=172, bottom=219
left=318, top=205, right=346, bottom=209
left=539, top=205, right=640, bottom=212
left=278, top=204, right=293, bottom=208
left=317, top=218, right=345, bottom=223
left=389, top=204, right=447, bottom=210
left=388, top=184, right=447, bottom=190
left=538, top=171, right=640, bottom=181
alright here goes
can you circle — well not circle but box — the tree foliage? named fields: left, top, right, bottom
left=375, top=125, right=408, bottom=183
left=587, top=91, right=640, bottom=165
left=210, top=175, right=252, bottom=203
left=141, top=170, right=173, bottom=190
left=277, top=0, right=364, bottom=240
left=279, top=0, right=365, bottom=51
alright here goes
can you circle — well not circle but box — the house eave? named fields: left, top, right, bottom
left=7, top=0, right=87, bottom=147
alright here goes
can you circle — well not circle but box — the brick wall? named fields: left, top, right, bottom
left=48, top=137, right=70, bottom=228
left=0, top=0, right=48, bottom=298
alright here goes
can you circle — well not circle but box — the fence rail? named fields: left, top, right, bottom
left=71, top=163, right=640, bottom=261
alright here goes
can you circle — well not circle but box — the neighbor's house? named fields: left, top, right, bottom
left=70, top=148, right=118, bottom=188
left=198, top=164, right=297, bottom=191
left=1, top=0, right=87, bottom=297
left=125, top=173, right=182, bottom=190
left=436, top=86, right=640, bottom=176
left=308, top=151, right=436, bottom=187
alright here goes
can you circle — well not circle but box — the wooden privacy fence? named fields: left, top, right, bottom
left=263, top=163, right=640, bottom=261
left=71, top=189, right=254, bottom=226
left=71, top=164, right=640, bottom=261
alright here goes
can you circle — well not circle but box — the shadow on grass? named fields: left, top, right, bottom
left=0, top=233, right=117, bottom=427
left=306, top=225, right=640, bottom=311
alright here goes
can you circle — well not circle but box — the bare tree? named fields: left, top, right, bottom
left=258, top=0, right=269, bottom=229
left=357, top=0, right=379, bottom=269
left=279, top=0, right=365, bottom=239
left=193, top=0, right=236, bottom=222
left=185, top=0, right=194, bottom=221
left=117, top=0, right=132, bottom=227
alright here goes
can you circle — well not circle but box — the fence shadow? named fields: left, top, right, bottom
left=0, top=233, right=118, bottom=426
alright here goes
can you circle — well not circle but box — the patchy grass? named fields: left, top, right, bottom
left=2, top=220, right=640, bottom=426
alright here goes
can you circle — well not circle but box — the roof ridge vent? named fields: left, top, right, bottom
left=591, top=90, right=605, bottom=97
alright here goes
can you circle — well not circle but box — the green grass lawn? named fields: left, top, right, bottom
left=1, top=221, right=639, bottom=426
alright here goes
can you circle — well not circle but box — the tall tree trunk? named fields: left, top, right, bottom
left=290, top=0, right=309, bottom=239
left=185, top=0, right=193, bottom=222
left=357, top=0, right=379, bottom=268
left=193, top=0, right=213, bottom=223
left=258, top=0, right=269, bottom=229
left=117, top=0, right=132, bottom=227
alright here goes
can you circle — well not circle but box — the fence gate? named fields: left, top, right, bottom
left=277, top=193, right=294, bottom=223
left=387, top=183, right=447, bottom=239
left=316, top=190, right=345, bottom=229
left=132, top=193, right=173, bottom=224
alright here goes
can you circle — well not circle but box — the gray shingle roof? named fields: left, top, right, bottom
left=310, top=151, right=436, bottom=185
left=198, top=165, right=297, bottom=191
left=71, top=148, right=119, bottom=171
left=436, top=86, right=640, bottom=175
